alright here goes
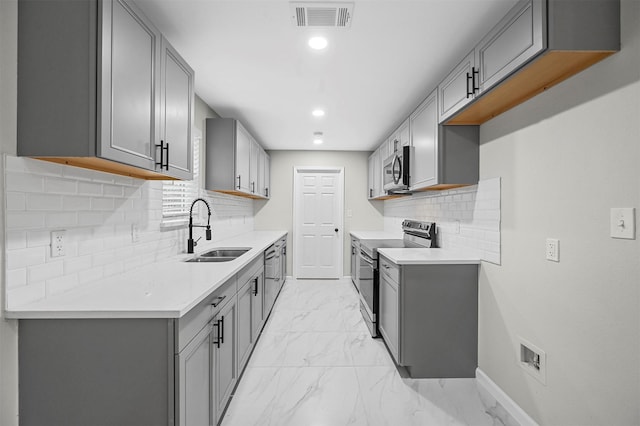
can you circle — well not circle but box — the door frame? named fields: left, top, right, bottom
left=292, top=166, right=345, bottom=279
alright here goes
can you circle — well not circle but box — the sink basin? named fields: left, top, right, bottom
left=200, top=248, right=251, bottom=258
left=185, top=247, right=251, bottom=263
left=185, top=257, right=236, bottom=263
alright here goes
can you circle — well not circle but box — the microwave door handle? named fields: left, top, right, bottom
left=392, top=155, right=402, bottom=184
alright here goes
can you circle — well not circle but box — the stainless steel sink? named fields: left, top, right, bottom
left=200, top=248, right=251, bottom=258
left=185, top=247, right=251, bottom=263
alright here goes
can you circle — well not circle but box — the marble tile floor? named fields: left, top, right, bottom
left=221, top=278, right=518, bottom=426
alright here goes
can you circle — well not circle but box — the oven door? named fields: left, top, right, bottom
left=358, top=249, right=378, bottom=336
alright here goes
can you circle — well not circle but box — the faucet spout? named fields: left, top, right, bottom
left=187, top=198, right=212, bottom=254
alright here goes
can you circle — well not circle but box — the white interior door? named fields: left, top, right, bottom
left=293, top=167, right=344, bottom=279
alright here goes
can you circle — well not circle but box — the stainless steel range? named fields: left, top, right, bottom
left=358, top=220, right=437, bottom=337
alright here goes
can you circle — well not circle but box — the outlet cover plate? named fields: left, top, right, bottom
left=546, top=238, right=559, bottom=262
left=51, top=230, right=66, bottom=258
left=610, top=208, right=635, bottom=239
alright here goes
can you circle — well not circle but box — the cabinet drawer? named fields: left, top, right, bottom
left=237, top=254, right=264, bottom=288
left=177, top=277, right=236, bottom=353
left=379, top=256, right=399, bottom=283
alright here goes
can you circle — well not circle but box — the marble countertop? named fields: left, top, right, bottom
left=349, top=230, right=404, bottom=240
left=5, top=231, right=287, bottom=320
left=377, top=248, right=481, bottom=265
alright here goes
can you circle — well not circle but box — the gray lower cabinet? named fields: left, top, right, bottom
left=178, top=323, right=214, bottom=426
left=18, top=252, right=276, bottom=426
left=377, top=254, right=479, bottom=378
left=213, top=297, right=237, bottom=420
left=17, top=0, right=193, bottom=180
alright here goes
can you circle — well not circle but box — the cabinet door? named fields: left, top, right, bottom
left=399, top=119, right=411, bottom=147
left=213, top=299, right=237, bottom=420
left=437, top=50, right=475, bottom=123
left=379, top=269, right=400, bottom=364
left=237, top=280, right=253, bottom=372
left=367, top=153, right=375, bottom=199
left=234, top=123, right=251, bottom=193
left=257, top=149, right=266, bottom=198
left=249, top=139, right=260, bottom=195
left=177, top=324, right=212, bottom=426
left=373, top=148, right=382, bottom=197
left=263, top=152, right=271, bottom=198
left=160, top=36, right=194, bottom=180
left=251, top=273, right=265, bottom=339
left=410, top=89, right=438, bottom=190
left=99, top=0, right=160, bottom=170
left=476, top=0, right=544, bottom=93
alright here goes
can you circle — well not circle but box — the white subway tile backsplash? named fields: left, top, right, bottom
left=6, top=193, right=26, bottom=210
left=28, top=261, right=64, bottom=283
left=78, top=181, right=103, bottom=196
left=4, top=156, right=258, bottom=306
left=384, top=177, right=501, bottom=264
left=6, top=211, right=46, bottom=229
left=26, top=193, right=63, bottom=211
left=6, top=247, right=46, bottom=270
left=46, top=212, right=78, bottom=228
left=45, top=177, right=78, bottom=194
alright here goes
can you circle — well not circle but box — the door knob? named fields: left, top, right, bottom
left=334, top=228, right=339, bottom=232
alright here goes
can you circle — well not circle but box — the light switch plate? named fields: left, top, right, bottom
left=610, top=208, right=635, bottom=239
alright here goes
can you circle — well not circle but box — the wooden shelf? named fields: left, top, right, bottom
left=36, top=157, right=179, bottom=180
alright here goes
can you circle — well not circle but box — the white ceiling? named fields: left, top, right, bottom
left=134, top=0, right=518, bottom=151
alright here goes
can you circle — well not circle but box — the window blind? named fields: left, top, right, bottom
left=161, top=136, right=200, bottom=227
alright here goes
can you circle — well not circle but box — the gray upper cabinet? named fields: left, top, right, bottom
left=205, top=118, right=270, bottom=199
left=410, top=90, right=438, bottom=190
left=445, top=0, right=619, bottom=125
left=160, top=37, right=195, bottom=180
left=259, top=149, right=271, bottom=198
left=100, top=0, right=160, bottom=172
left=437, top=50, right=476, bottom=123
left=475, top=0, right=544, bottom=93
left=17, top=0, right=194, bottom=180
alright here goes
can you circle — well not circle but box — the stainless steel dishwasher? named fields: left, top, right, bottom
left=264, top=244, right=280, bottom=315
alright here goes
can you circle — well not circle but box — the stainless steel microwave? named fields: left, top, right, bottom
left=383, top=145, right=412, bottom=193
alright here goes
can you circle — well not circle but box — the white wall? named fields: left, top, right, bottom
left=477, top=1, right=640, bottom=424
left=254, top=150, right=384, bottom=276
left=0, top=0, right=19, bottom=423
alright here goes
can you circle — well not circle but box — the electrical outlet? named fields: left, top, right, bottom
left=546, top=238, right=559, bottom=262
left=50, top=230, right=66, bottom=258
left=131, top=223, right=139, bottom=243
left=519, top=337, right=546, bottom=385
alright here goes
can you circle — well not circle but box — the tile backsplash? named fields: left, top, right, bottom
left=4, top=155, right=254, bottom=307
left=384, top=177, right=501, bottom=264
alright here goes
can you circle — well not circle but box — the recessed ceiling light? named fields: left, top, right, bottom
left=312, top=109, right=325, bottom=117
left=308, top=36, right=328, bottom=50
left=313, top=132, right=323, bottom=144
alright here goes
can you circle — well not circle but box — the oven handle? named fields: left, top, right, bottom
left=359, top=250, right=374, bottom=265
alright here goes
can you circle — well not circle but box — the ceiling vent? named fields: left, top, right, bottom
left=290, top=2, right=353, bottom=28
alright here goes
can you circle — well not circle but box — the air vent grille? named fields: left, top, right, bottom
left=290, top=2, right=353, bottom=28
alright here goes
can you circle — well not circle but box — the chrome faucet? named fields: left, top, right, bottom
left=187, top=198, right=212, bottom=254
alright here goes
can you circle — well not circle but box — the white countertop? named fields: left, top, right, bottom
left=5, top=231, right=287, bottom=320
left=350, top=230, right=404, bottom=240
left=377, top=248, right=481, bottom=265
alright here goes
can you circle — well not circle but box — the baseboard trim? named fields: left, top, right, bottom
left=476, top=368, right=539, bottom=426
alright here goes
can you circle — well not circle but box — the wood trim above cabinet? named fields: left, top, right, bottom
left=446, top=50, right=615, bottom=125
left=35, top=157, right=180, bottom=180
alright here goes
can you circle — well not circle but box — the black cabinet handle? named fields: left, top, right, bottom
left=211, top=295, right=226, bottom=307
left=251, top=181, right=255, bottom=193
left=369, top=188, right=373, bottom=198
left=155, top=141, right=169, bottom=170
left=237, top=175, right=241, bottom=189
left=253, top=277, right=259, bottom=296
left=219, top=316, right=224, bottom=344
left=213, top=321, right=221, bottom=348
left=265, top=187, right=269, bottom=197
left=472, top=67, right=479, bottom=94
